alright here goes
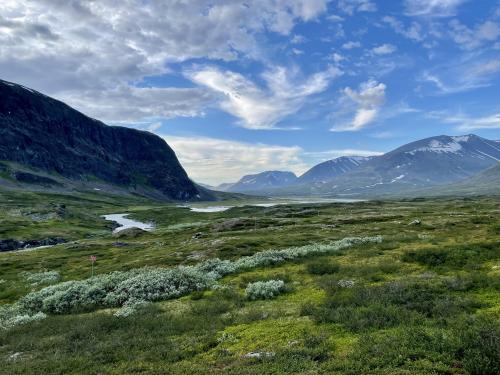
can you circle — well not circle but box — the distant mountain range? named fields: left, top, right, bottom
left=216, top=134, right=500, bottom=197
left=0, top=79, right=209, bottom=201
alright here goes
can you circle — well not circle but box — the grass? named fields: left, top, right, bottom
left=0, top=190, right=499, bottom=374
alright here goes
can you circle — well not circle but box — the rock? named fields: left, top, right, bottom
left=243, top=351, right=275, bottom=359
left=112, top=242, right=130, bottom=247
left=337, top=279, right=355, bottom=288
left=113, top=227, right=147, bottom=238
left=7, top=352, right=22, bottom=361
left=0, top=237, right=66, bottom=252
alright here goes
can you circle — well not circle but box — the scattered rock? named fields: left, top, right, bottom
left=337, top=279, right=355, bottom=288
left=243, top=351, right=275, bottom=359
left=112, top=242, right=130, bottom=247
left=112, top=227, right=147, bottom=238
left=7, top=352, right=22, bottom=361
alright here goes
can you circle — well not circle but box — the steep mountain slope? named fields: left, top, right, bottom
left=0, top=79, right=202, bottom=200
left=298, top=156, right=374, bottom=184
left=217, top=171, right=298, bottom=193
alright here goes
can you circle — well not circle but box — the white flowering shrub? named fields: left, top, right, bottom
left=22, top=271, right=61, bottom=285
left=0, top=304, right=46, bottom=330
left=9, top=236, right=382, bottom=324
left=113, top=299, right=150, bottom=318
left=246, top=280, right=285, bottom=300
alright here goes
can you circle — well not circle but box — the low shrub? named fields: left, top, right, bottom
left=306, top=260, right=340, bottom=275
left=402, top=242, right=499, bottom=269
left=245, top=280, right=285, bottom=300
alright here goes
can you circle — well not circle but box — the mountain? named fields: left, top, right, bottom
left=217, top=171, right=298, bottom=193
left=315, top=134, right=500, bottom=196
left=297, top=156, right=374, bottom=184
left=253, top=134, right=500, bottom=197
left=0, top=79, right=204, bottom=200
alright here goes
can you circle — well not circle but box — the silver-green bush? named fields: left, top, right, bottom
left=2, top=235, right=382, bottom=329
left=246, top=280, right=285, bottom=300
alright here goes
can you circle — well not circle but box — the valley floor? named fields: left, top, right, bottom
left=0, top=190, right=499, bottom=374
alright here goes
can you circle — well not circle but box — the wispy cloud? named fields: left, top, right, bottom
left=331, top=79, right=387, bottom=132
left=381, top=16, right=423, bottom=41
left=337, top=0, right=377, bottom=15
left=371, top=44, right=397, bottom=55
left=448, top=19, right=500, bottom=49
left=420, top=55, right=500, bottom=95
left=186, top=65, right=341, bottom=129
left=342, top=41, right=362, bottom=49
left=429, top=111, right=500, bottom=131
left=404, top=0, right=467, bottom=17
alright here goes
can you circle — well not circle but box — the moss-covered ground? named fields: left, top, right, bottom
left=0, top=190, right=499, bottom=374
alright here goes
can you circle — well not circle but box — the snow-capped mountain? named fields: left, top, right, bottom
left=310, top=134, right=500, bottom=195
left=216, top=171, right=298, bottom=193
left=297, top=156, right=374, bottom=184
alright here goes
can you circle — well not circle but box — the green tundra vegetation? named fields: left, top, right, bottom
left=0, top=189, right=499, bottom=374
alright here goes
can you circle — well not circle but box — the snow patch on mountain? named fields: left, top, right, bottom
left=407, top=140, right=462, bottom=155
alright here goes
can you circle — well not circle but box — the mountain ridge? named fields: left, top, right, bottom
left=0, top=79, right=205, bottom=201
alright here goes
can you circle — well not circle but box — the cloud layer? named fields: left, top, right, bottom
left=0, top=0, right=330, bottom=122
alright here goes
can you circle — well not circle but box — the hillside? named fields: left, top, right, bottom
left=0, top=79, right=203, bottom=200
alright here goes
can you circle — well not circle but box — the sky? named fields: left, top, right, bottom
left=1, top=0, right=500, bottom=185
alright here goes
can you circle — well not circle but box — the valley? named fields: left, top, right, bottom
left=0, top=189, right=499, bottom=374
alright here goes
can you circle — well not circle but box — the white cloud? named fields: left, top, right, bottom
left=382, top=16, right=423, bottom=41
left=61, top=85, right=214, bottom=123
left=330, top=52, right=345, bottom=63
left=0, top=0, right=330, bottom=122
left=331, top=79, right=387, bottom=131
left=291, top=34, right=308, bottom=44
left=186, top=65, right=341, bottom=129
left=404, top=0, right=467, bottom=17
left=431, top=112, right=500, bottom=131
left=448, top=20, right=500, bottom=49
left=163, top=135, right=308, bottom=185
left=372, top=44, right=397, bottom=55
left=338, top=0, right=377, bottom=15
left=421, top=56, right=500, bottom=95
left=342, top=41, right=362, bottom=49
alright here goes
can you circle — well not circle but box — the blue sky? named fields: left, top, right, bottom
left=1, top=0, right=500, bottom=184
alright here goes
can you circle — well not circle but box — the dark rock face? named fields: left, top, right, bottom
left=0, top=237, right=67, bottom=252
left=0, top=79, right=200, bottom=200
